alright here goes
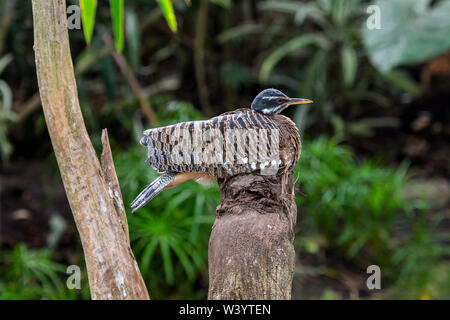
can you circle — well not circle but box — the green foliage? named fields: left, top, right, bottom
left=295, top=137, right=450, bottom=298
left=4, top=136, right=446, bottom=300
left=79, top=0, right=97, bottom=45
left=78, top=0, right=124, bottom=51
left=391, top=218, right=450, bottom=298
left=259, top=33, right=329, bottom=83
left=252, top=0, right=416, bottom=138
left=297, top=137, right=408, bottom=257
left=78, top=0, right=179, bottom=52
left=110, top=0, right=125, bottom=51
left=158, top=0, right=178, bottom=32
left=0, top=244, right=89, bottom=300
left=363, top=0, right=450, bottom=72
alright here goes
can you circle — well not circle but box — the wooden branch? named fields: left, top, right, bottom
left=208, top=167, right=298, bottom=299
left=100, top=129, right=129, bottom=246
left=32, top=0, right=149, bottom=300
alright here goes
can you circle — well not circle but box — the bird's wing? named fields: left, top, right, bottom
left=140, top=109, right=283, bottom=177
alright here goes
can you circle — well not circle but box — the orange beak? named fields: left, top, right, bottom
left=285, top=98, right=314, bottom=106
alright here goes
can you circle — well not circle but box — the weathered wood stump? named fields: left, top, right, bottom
left=208, top=169, right=297, bottom=299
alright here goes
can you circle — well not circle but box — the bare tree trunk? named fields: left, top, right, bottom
left=32, top=0, right=149, bottom=300
left=208, top=170, right=297, bottom=300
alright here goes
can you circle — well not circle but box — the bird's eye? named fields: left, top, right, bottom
left=277, top=98, right=285, bottom=104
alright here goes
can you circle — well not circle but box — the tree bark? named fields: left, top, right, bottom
left=208, top=169, right=297, bottom=300
left=32, top=0, right=149, bottom=300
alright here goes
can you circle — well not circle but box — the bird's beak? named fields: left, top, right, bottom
left=275, top=97, right=313, bottom=114
left=285, top=98, right=313, bottom=107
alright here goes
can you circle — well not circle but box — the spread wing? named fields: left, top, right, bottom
left=140, top=109, right=282, bottom=177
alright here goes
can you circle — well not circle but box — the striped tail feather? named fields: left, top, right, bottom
left=131, top=173, right=176, bottom=213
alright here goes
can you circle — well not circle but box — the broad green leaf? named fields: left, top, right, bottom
left=259, top=34, right=329, bottom=82
left=110, top=0, right=124, bottom=52
left=158, top=0, right=178, bottom=33
left=79, top=0, right=97, bottom=45
left=363, top=0, right=450, bottom=72
left=340, top=45, right=357, bottom=85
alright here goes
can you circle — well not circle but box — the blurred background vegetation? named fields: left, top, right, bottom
left=0, top=0, right=449, bottom=299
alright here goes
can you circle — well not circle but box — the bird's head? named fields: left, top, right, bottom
left=251, top=88, right=313, bottom=115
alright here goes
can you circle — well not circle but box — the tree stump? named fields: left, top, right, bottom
left=208, top=168, right=297, bottom=299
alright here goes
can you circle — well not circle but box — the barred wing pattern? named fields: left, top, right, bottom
left=140, top=109, right=283, bottom=178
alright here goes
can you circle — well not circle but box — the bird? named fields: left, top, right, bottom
left=131, top=88, right=313, bottom=212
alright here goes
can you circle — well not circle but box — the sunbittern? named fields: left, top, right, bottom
left=131, top=88, right=313, bottom=212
